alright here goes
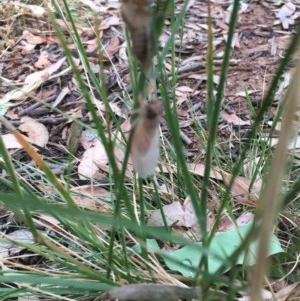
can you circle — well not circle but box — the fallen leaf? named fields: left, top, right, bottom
left=103, top=35, right=120, bottom=59
left=0, top=230, right=34, bottom=258
left=148, top=200, right=198, bottom=228
left=119, top=44, right=128, bottom=62
left=188, top=74, right=220, bottom=85
left=71, top=185, right=112, bottom=209
left=220, top=212, right=255, bottom=231
left=12, top=2, right=45, bottom=17
left=1, top=133, right=23, bottom=149
left=80, top=130, right=99, bottom=150
left=19, top=116, right=49, bottom=147
left=275, top=282, right=300, bottom=301
left=34, top=51, right=51, bottom=69
left=78, top=140, right=108, bottom=179
left=189, top=163, right=261, bottom=204
left=18, top=296, right=40, bottom=301
left=22, top=30, right=47, bottom=45
left=100, top=16, right=120, bottom=30
left=5, top=108, right=19, bottom=120
left=277, top=2, right=296, bottom=30
left=94, top=98, right=124, bottom=118
left=176, top=86, right=194, bottom=93
left=243, top=156, right=264, bottom=176
left=221, top=111, right=250, bottom=126
left=19, top=40, right=36, bottom=53
left=37, top=215, right=61, bottom=228
left=235, top=90, right=257, bottom=97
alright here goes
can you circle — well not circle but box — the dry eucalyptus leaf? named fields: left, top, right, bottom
left=100, top=16, right=120, bottom=30
left=277, top=2, right=296, bottom=30
left=0, top=230, right=34, bottom=258
left=78, top=140, right=108, bottom=179
left=275, top=282, right=300, bottom=301
left=34, top=51, right=51, bottom=69
left=80, top=130, right=99, bottom=150
left=225, top=212, right=255, bottom=231
left=19, top=116, right=49, bottom=147
left=1, top=133, right=23, bottom=149
left=148, top=201, right=198, bottom=228
left=221, top=111, right=250, bottom=126
left=103, top=35, right=120, bottom=59
left=22, top=30, right=47, bottom=45
left=12, top=2, right=45, bottom=16
left=71, top=185, right=112, bottom=209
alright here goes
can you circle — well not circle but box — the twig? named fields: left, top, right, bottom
left=18, top=94, right=57, bottom=117
left=179, top=130, right=192, bottom=145
left=100, top=284, right=201, bottom=301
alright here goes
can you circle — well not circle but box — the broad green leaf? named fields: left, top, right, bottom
left=162, top=225, right=284, bottom=277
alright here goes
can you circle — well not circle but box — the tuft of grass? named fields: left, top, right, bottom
left=0, top=0, right=300, bottom=300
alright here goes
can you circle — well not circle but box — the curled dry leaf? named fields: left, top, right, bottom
left=1, top=117, right=49, bottom=149
left=219, top=212, right=255, bottom=232
left=19, top=116, right=49, bottom=147
left=22, top=30, right=47, bottom=45
left=103, top=35, right=120, bottom=59
left=34, top=51, right=51, bottom=69
left=0, top=230, right=34, bottom=259
left=189, top=163, right=261, bottom=204
left=78, top=140, right=108, bottom=179
left=148, top=201, right=198, bottom=228
left=221, top=111, right=250, bottom=126
left=1, top=133, right=23, bottom=149
left=71, top=185, right=112, bottom=210
left=277, top=2, right=296, bottom=30
left=12, top=2, right=45, bottom=17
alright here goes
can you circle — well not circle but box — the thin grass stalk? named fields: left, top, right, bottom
left=158, top=61, right=201, bottom=208
left=157, top=0, right=205, bottom=239
left=204, top=0, right=240, bottom=244
left=196, top=0, right=215, bottom=280
left=138, top=178, right=149, bottom=261
left=152, top=180, right=171, bottom=236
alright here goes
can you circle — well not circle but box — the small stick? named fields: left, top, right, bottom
left=100, top=284, right=201, bottom=301
left=179, top=130, right=192, bottom=145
